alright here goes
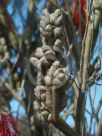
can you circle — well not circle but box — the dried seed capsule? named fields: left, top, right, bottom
left=53, top=45, right=63, bottom=54
left=53, top=39, right=63, bottom=53
left=40, top=20, right=46, bottom=30
left=42, top=45, right=51, bottom=53
left=0, top=37, right=6, bottom=45
left=52, top=78, right=68, bottom=89
left=41, top=14, right=50, bottom=25
left=54, top=68, right=64, bottom=77
left=39, top=27, right=46, bottom=36
left=47, top=114, right=53, bottom=122
left=50, top=13, right=56, bottom=24
left=33, top=101, right=40, bottom=110
left=45, top=24, right=53, bottom=32
left=40, top=56, right=49, bottom=65
left=30, top=57, right=41, bottom=68
left=52, top=78, right=61, bottom=86
left=54, top=27, right=63, bottom=38
left=42, top=111, right=49, bottom=121
left=35, top=47, right=44, bottom=58
left=45, top=50, right=56, bottom=61
left=55, top=9, right=61, bottom=17
left=41, top=102, right=47, bottom=109
left=54, top=39, right=62, bottom=47
left=41, top=93, right=46, bottom=101
left=55, top=73, right=65, bottom=80
left=54, top=16, right=63, bottom=26
left=45, top=76, right=51, bottom=86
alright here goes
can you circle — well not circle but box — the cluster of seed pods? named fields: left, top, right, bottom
left=30, top=8, right=73, bottom=122
left=0, top=37, right=9, bottom=67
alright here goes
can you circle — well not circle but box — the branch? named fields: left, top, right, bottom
left=75, top=0, right=102, bottom=135
left=53, top=117, right=79, bottom=136
left=4, top=82, right=25, bottom=107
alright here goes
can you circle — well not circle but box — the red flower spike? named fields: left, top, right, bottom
left=0, top=113, right=18, bottom=136
left=70, top=0, right=87, bottom=36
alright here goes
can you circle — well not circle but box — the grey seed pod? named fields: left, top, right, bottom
left=34, top=92, right=40, bottom=99
left=54, top=39, right=63, bottom=47
left=42, top=111, right=49, bottom=121
left=0, top=37, right=6, bottom=45
left=41, top=102, right=47, bottom=109
left=42, top=45, right=51, bottom=53
left=52, top=61, right=60, bottom=67
left=45, top=50, right=56, bottom=61
left=55, top=9, right=61, bottom=18
left=40, top=56, right=49, bottom=65
left=40, top=85, right=46, bottom=90
left=54, top=68, right=64, bottom=77
left=55, top=73, right=65, bottom=80
left=39, top=27, right=46, bottom=36
left=30, top=57, right=41, bottom=68
left=50, top=13, right=56, bottom=24
left=54, top=27, right=63, bottom=38
left=33, top=101, right=40, bottom=110
left=52, top=78, right=61, bottom=86
left=41, top=16, right=50, bottom=26
left=45, top=50, right=55, bottom=56
left=40, top=20, right=47, bottom=30
left=47, top=114, right=53, bottom=122
left=39, top=86, right=46, bottom=94
left=52, top=78, right=68, bottom=89
left=53, top=39, right=63, bottom=53
left=54, top=16, right=63, bottom=26
left=40, top=27, right=53, bottom=37
left=45, top=76, right=52, bottom=86
left=48, top=61, right=60, bottom=77
left=34, top=86, right=41, bottom=96
left=53, top=45, right=63, bottom=54
left=41, top=93, right=46, bottom=101
left=45, top=24, right=53, bottom=36
left=45, top=24, right=53, bottom=32
left=63, top=67, right=69, bottom=75
left=35, top=47, right=44, bottom=58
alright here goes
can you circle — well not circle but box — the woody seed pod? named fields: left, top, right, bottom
left=55, top=73, right=65, bottom=80
left=42, top=45, right=51, bottom=53
left=54, top=16, right=63, bottom=26
left=35, top=47, right=44, bottom=58
left=45, top=76, right=51, bottom=86
left=54, top=27, right=63, bottom=38
left=41, top=93, right=46, bottom=101
left=42, top=111, right=49, bottom=121
left=41, top=102, right=47, bottom=109
left=55, top=9, right=61, bottom=17
left=45, top=24, right=53, bottom=33
left=50, top=13, right=56, bottom=24
left=47, top=114, right=53, bottom=122
left=45, top=50, right=56, bottom=61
